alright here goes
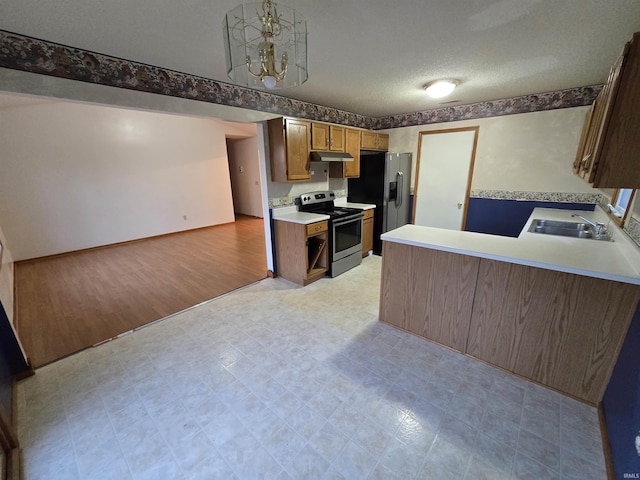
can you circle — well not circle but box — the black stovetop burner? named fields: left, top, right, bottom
left=298, top=191, right=362, bottom=220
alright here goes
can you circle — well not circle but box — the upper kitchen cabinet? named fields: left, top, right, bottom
left=268, top=117, right=311, bottom=182
left=574, top=32, right=640, bottom=188
left=329, top=128, right=361, bottom=178
left=361, top=131, right=389, bottom=151
left=311, top=123, right=345, bottom=152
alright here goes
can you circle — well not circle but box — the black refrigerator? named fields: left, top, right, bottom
left=348, top=151, right=412, bottom=254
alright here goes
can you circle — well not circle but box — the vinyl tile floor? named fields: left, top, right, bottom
left=17, top=256, right=607, bottom=479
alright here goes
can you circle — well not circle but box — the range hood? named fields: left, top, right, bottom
left=310, top=151, right=354, bottom=162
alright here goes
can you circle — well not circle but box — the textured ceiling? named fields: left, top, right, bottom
left=0, top=0, right=639, bottom=117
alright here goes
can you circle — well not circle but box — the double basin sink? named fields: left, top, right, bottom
left=528, top=219, right=611, bottom=241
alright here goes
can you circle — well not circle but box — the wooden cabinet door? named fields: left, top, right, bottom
left=377, top=133, right=389, bottom=151
left=589, top=47, right=626, bottom=184
left=574, top=33, right=640, bottom=188
left=329, top=125, right=345, bottom=152
left=362, top=211, right=374, bottom=256
left=573, top=100, right=596, bottom=176
left=329, top=128, right=360, bottom=178
left=360, top=131, right=389, bottom=151
left=311, top=123, right=329, bottom=150
left=593, top=34, right=640, bottom=187
left=343, top=128, right=360, bottom=177
left=361, top=131, right=378, bottom=149
left=285, top=120, right=311, bottom=181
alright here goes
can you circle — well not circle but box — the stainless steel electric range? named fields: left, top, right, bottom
left=299, top=191, right=364, bottom=277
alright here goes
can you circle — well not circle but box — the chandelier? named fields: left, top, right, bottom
left=223, top=0, right=308, bottom=89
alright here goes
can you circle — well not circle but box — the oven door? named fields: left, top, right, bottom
left=332, top=215, right=363, bottom=261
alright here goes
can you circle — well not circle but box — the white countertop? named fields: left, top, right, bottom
left=381, top=207, right=640, bottom=285
left=272, top=200, right=375, bottom=224
left=272, top=206, right=329, bottom=225
left=335, top=199, right=376, bottom=210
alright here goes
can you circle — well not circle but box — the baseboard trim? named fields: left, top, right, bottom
left=598, top=403, right=616, bottom=480
left=5, top=447, right=22, bottom=480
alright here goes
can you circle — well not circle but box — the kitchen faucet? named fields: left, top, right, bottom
left=571, top=214, right=609, bottom=238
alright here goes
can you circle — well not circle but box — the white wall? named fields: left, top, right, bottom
left=386, top=106, right=599, bottom=194
left=227, top=136, right=263, bottom=218
left=0, top=100, right=256, bottom=260
left=268, top=162, right=348, bottom=206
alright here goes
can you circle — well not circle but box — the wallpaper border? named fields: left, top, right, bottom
left=0, top=30, right=600, bottom=129
left=469, top=190, right=603, bottom=204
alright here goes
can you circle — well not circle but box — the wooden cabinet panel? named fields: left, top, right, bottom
left=343, top=128, right=360, bottom=177
left=593, top=33, right=640, bottom=187
left=361, top=131, right=378, bottom=150
left=311, top=123, right=345, bottom=152
left=379, top=242, right=479, bottom=352
left=269, top=118, right=311, bottom=182
left=330, top=128, right=361, bottom=178
left=362, top=210, right=374, bottom=256
left=329, top=125, right=345, bottom=152
left=311, top=123, right=329, bottom=150
left=379, top=240, right=640, bottom=403
left=275, top=220, right=328, bottom=286
left=285, top=120, right=312, bottom=181
left=467, top=258, right=640, bottom=403
left=306, top=220, right=328, bottom=236
left=377, top=133, right=389, bottom=151
left=361, top=131, right=389, bottom=151
left=574, top=32, right=640, bottom=187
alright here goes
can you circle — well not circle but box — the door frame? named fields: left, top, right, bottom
left=412, top=126, right=479, bottom=229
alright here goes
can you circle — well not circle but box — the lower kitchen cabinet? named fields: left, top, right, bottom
left=379, top=240, right=640, bottom=404
left=362, top=209, right=374, bottom=257
left=380, top=242, right=479, bottom=352
left=275, top=220, right=328, bottom=286
left=466, top=258, right=640, bottom=403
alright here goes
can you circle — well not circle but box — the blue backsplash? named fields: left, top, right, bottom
left=603, top=302, right=640, bottom=478
left=465, top=197, right=595, bottom=237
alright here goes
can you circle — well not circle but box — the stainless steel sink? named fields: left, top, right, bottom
left=528, top=219, right=610, bottom=241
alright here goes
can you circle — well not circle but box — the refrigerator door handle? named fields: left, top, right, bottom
left=395, top=171, right=404, bottom=208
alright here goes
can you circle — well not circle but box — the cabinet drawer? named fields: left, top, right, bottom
left=306, top=221, right=328, bottom=236
left=362, top=209, right=374, bottom=220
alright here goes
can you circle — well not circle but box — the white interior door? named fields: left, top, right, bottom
left=413, top=127, right=478, bottom=230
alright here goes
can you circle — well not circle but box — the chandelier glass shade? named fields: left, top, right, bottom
left=223, top=1, right=308, bottom=89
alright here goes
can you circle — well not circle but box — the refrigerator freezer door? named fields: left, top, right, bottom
left=383, top=153, right=400, bottom=232
left=385, top=153, right=412, bottom=231
left=397, top=153, right=412, bottom=228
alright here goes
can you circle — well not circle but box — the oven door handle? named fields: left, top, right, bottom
left=395, top=171, right=404, bottom=208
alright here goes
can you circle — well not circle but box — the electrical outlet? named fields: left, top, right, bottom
left=272, top=197, right=281, bottom=206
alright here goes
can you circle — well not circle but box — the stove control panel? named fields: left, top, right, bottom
left=299, top=191, right=335, bottom=205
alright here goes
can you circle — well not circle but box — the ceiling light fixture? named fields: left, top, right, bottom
left=223, top=0, right=308, bottom=90
left=423, top=79, right=460, bottom=98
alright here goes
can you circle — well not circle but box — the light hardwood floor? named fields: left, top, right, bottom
left=15, top=216, right=267, bottom=367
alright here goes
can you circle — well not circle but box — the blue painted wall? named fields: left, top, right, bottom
left=465, top=198, right=596, bottom=237
left=0, top=300, right=29, bottom=422
left=603, top=303, right=640, bottom=479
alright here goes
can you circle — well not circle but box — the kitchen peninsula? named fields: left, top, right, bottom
left=379, top=208, right=640, bottom=404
